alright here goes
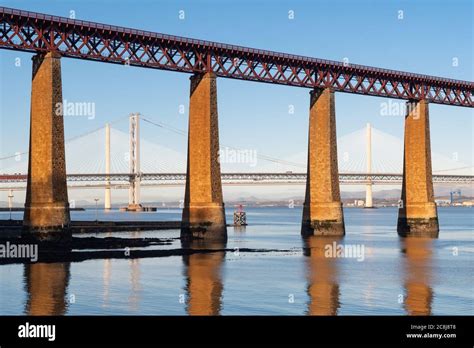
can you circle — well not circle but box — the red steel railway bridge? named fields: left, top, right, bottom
left=1, top=6, right=473, bottom=241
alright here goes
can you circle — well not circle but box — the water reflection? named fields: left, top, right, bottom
left=24, top=262, right=70, bottom=315
left=129, top=259, right=141, bottom=312
left=103, top=260, right=142, bottom=312
left=127, top=230, right=143, bottom=311
left=400, top=238, right=434, bottom=315
left=233, top=226, right=247, bottom=234
left=102, top=232, right=112, bottom=309
left=102, top=259, right=111, bottom=308
left=181, top=240, right=226, bottom=315
left=303, top=236, right=341, bottom=315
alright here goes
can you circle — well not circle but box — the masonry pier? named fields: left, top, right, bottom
left=302, top=88, right=345, bottom=236
left=23, top=52, right=71, bottom=241
left=397, top=100, right=439, bottom=237
left=181, top=73, right=227, bottom=241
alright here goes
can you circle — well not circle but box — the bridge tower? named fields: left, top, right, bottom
left=104, top=123, right=112, bottom=210
left=181, top=73, right=227, bottom=240
left=397, top=100, right=439, bottom=237
left=7, top=189, right=14, bottom=216
left=128, top=113, right=142, bottom=211
left=23, top=52, right=71, bottom=240
left=302, top=88, right=345, bottom=236
left=365, top=123, right=374, bottom=208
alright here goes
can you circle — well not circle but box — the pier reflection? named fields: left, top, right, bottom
left=400, top=238, right=434, bottom=315
left=128, top=231, right=142, bottom=312
left=303, top=236, right=341, bottom=315
left=129, top=259, right=141, bottom=312
left=102, top=259, right=111, bottom=308
left=102, top=232, right=112, bottom=308
left=233, top=226, right=247, bottom=234
left=181, top=239, right=226, bottom=315
left=24, top=262, right=71, bottom=315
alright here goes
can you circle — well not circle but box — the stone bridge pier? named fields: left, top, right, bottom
left=23, top=52, right=70, bottom=241
left=302, top=88, right=345, bottom=236
left=397, top=100, right=439, bottom=237
left=181, top=72, right=227, bottom=241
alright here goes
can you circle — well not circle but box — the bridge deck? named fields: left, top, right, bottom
left=0, top=173, right=472, bottom=185
left=0, top=6, right=472, bottom=106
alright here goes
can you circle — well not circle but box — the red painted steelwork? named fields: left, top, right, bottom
left=0, top=6, right=472, bottom=107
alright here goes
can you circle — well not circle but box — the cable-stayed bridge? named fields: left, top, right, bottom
left=1, top=115, right=472, bottom=190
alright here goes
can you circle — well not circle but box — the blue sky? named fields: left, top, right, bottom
left=0, top=0, right=473, bottom=169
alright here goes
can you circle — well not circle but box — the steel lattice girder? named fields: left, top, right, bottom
left=0, top=173, right=472, bottom=184
left=0, top=7, right=472, bottom=107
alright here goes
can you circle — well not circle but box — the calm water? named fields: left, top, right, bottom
left=0, top=207, right=473, bottom=315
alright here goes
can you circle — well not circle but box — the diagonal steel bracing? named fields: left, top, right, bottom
left=0, top=6, right=472, bottom=107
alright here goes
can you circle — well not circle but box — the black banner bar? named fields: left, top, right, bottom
left=0, top=316, right=472, bottom=346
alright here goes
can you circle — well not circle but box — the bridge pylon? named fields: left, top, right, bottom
left=397, top=100, right=439, bottom=237
left=127, top=113, right=142, bottom=211
left=302, top=88, right=345, bottom=236
left=23, top=52, right=71, bottom=240
left=104, top=123, right=112, bottom=210
left=181, top=73, right=227, bottom=241
left=365, top=123, right=374, bottom=208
